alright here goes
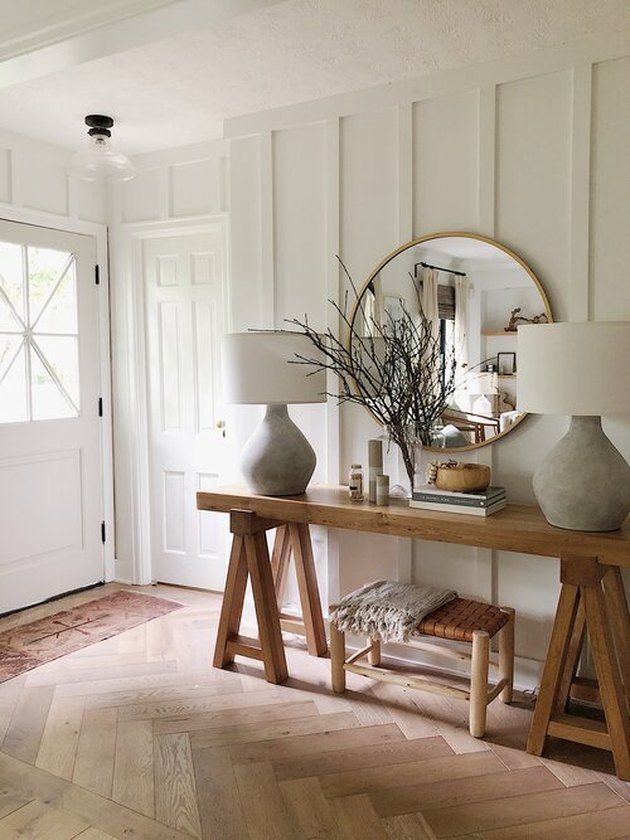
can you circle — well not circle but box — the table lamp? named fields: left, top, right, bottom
left=467, top=371, right=499, bottom=416
left=222, top=332, right=326, bottom=496
left=517, top=322, right=630, bottom=531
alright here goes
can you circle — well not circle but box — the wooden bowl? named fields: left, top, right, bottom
left=435, top=463, right=491, bottom=493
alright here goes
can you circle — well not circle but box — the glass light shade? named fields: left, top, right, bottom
left=70, top=135, right=136, bottom=182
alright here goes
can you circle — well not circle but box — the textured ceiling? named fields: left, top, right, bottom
left=0, top=0, right=628, bottom=153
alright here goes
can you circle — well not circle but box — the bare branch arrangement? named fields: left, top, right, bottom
left=285, top=257, right=459, bottom=489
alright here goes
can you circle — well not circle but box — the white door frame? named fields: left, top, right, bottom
left=120, top=214, right=230, bottom=585
left=0, top=205, right=115, bottom=583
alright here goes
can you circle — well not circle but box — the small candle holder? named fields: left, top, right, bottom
left=375, top=474, right=390, bottom=506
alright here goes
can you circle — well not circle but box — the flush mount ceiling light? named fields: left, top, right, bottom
left=70, top=115, right=136, bottom=182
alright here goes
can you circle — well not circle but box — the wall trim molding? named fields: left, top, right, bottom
left=0, top=0, right=284, bottom=89
left=0, top=1, right=176, bottom=63
left=260, top=132, right=275, bottom=327
left=324, top=117, right=341, bottom=602
left=130, top=139, right=230, bottom=171
left=569, top=63, right=593, bottom=322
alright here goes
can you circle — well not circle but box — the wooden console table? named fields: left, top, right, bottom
left=196, top=484, right=630, bottom=780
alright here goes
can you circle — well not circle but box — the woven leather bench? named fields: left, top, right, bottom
left=330, top=594, right=515, bottom=738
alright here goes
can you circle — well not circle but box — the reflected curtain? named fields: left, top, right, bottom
left=454, top=276, right=469, bottom=375
left=372, top=279, right=383, bottom=329
left=362, top=280, right=384, bottom=338
left=420, top=267, right=440, bottom=341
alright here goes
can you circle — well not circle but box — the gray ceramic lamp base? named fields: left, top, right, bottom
left=534, top=415, right=630, bottom=532
left=240, top=403, right=316, bottom=496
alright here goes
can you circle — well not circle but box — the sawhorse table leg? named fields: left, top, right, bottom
left=274, top=523, right=328, bottom=657
left=213, top=510, right=328, bottom=684
left=213, top=509, right=287, bottom=683
left=527, top=556, right=630, bottom=780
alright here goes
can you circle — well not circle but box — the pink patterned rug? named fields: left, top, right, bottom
left=0, top=590, right=183, bottom=683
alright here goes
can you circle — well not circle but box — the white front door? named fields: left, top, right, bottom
left=144, top=225, right=231, bottom=590
left=0, top=220, right=103, bottom=613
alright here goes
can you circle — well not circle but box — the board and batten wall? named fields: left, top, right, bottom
left=0, top=127, right=107, bottom=226
left=221, top=32, right=630, bottom=687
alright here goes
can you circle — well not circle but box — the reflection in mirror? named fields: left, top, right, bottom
left=352, top=235, right=552, bottom=451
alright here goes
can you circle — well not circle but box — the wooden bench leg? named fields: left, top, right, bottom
left=498, top=607, right=515, bottom=704
left=470, top=630, right=490, bottom=737
left=368, top=636, right=381, bottom=666
left=330, top=621, right=346, bottom=694
left=289, top=523, right=328, bottom=657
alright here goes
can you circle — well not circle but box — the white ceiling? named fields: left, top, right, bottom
left=0, top=0, right=628, bottom=154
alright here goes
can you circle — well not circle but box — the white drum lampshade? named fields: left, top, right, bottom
left=518, top=322, right=630, bottom=531
left=223, top=332, right=326, bottom=405
left=222, top=332, right=326, bottom=496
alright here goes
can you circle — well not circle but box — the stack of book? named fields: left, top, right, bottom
left=410, top=485, right=507, bottom=517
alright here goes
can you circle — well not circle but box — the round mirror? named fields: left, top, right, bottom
left=350, top=233, right=553, bottom=452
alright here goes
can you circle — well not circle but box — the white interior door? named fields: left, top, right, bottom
left=0, top=220, right=103, bottom=613
left=144, top=225, right=231, bottom=590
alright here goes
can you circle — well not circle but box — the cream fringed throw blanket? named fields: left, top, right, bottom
left=330, top=580, right=457, bottom=643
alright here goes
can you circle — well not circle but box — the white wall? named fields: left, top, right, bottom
left=0, top=127, right=107, bottom=224
left=220, top=31, right=630, bottom=688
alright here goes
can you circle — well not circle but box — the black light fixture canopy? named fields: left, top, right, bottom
left=85, top=114, right=114, bottom=138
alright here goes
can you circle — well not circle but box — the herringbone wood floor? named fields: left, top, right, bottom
left=0, top=584, right=629, bottom=839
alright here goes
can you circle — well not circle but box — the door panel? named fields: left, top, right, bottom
left=144, top=226, right=230, bottom=590
left=0, top=220, right=103, bottom=613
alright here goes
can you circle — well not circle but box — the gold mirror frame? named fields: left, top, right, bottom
left=349, top=231, right=554, bottom=453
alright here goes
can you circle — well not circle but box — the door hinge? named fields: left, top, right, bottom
left=95, top=264, right=100, bottom=285
left=101, top=521, right=106, bottom=543
left=98, top=397, right=103, bottom=417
